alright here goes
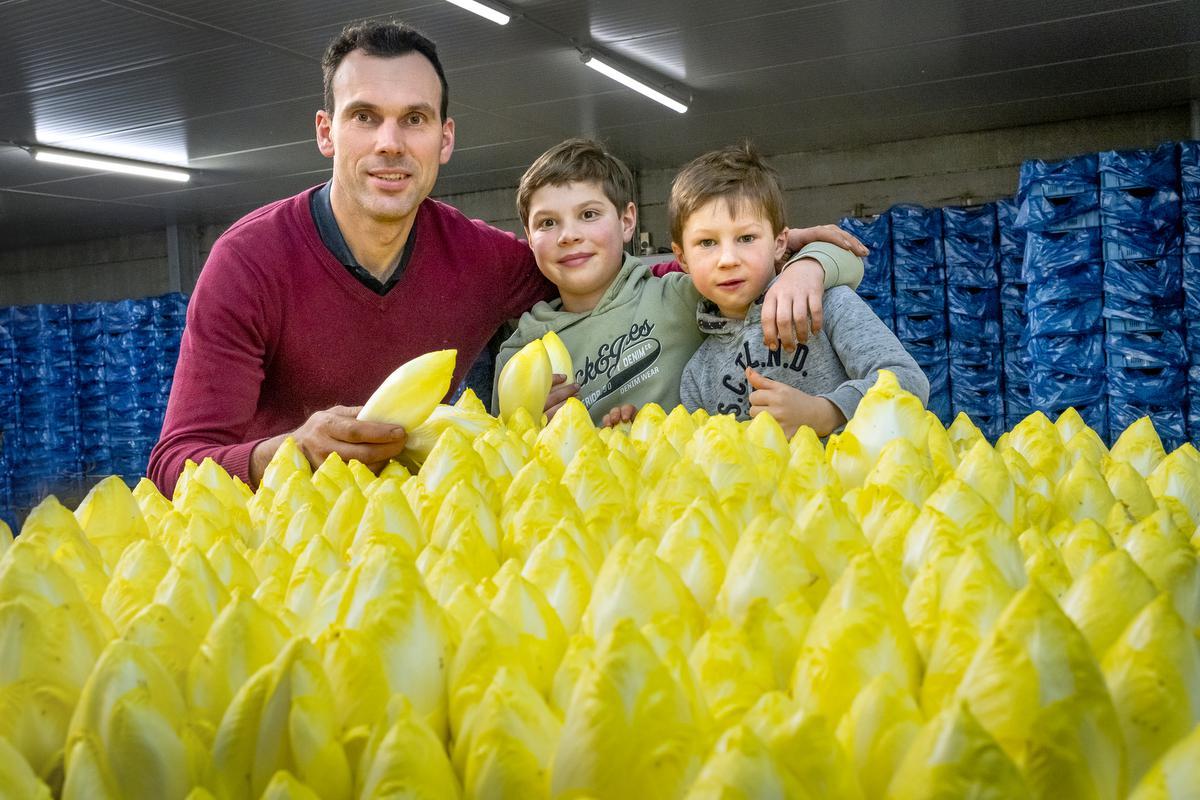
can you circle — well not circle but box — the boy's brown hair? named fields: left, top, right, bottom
left=669, top=142, right=785, bottom=244
left=517, top=138, right=636, bottom=227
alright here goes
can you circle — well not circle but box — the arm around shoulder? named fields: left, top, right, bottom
left=786, top=242, right=864, bottom=290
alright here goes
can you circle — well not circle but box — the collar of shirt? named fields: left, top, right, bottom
left=309, top=181, right=415, bottom=296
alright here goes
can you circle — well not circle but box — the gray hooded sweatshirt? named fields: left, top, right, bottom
left=679, top=283, right=930, bottom=422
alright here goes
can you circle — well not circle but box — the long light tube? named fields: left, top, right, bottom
left=34, top=147, right=191, bottom=182
left=444, top=0, right=510, bottom=25
left=581, top=51, right=688, bottom=114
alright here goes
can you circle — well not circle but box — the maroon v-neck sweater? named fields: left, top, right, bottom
left=147, top=188, right=551, bottom=493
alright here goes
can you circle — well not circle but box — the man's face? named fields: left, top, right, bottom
left=316, top=50, right=455, bottom=227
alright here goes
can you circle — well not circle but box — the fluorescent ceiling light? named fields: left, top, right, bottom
left=34, top=147, right=191, bottom=182
left=444, top=0, right=510, bottom=25
left=581, top=51, right=688, bottom=114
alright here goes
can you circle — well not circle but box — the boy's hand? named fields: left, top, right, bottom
left=787, top=224, right=869, bottom=257
left=762, top=257, right=825, bottom=351
left=746, top=368, right=846, bottom=438
left=600, top=403, right=637, bottom=428
left=543, top=373, right=581, bottom=421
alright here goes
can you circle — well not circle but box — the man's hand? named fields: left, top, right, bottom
left=290, top=405, right=409, bottom=473
left=761, top=257, right=826, bottom=351
left=600, top=403, right=637, bottom=428
left=544, top=373, right=581, bottom=421
left=786, top=224, right=869, bottom=257
left=746, top=367, right=846, bottom=438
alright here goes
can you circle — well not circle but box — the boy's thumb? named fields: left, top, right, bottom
left=745, top=367, right=773, bottom=389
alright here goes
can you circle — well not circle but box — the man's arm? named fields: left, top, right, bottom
left=147, top=241, right=277, bottom=495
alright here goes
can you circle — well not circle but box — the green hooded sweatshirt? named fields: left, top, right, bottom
left=493, top=245, right=862, bottom=424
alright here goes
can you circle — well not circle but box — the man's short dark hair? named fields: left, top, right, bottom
left=321, top=20, right=449, bottom=121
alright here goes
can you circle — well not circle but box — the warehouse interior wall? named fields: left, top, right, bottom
left=0, top=105, right=1190, bottom=307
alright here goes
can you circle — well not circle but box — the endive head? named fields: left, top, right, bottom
left=357, top=348, right=457, bottom=430
left=1110, top=416, right=1168, bottom=478
left=842, top=369, right=930, bottom=464
left=498, top=339, right=553, bottom=423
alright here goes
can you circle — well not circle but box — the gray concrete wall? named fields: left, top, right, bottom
left=1, top=105, right=1191, bottom=305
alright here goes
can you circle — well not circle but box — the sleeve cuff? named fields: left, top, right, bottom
left=821, top=385, right=865, bottom=427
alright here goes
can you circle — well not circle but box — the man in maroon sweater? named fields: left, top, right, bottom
left=147, top=20, right=865, bottom=494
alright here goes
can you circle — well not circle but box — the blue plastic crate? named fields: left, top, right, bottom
left=950, top=360, right=1003, bottom=394
left=896, top=312, right=949, bottom=342
left=1101, top=293, right=1184, bottom=327
left=894, top=284, right=947, bottom=315
left=1184, top=208, right=1200, bottom=249
left=903, top=337, right=949, bottom=365
left=1100, top=187, right=1181, bottom=232
left=948, top=314, right=1003, bottom=343
left=1181, top=141, right=1200, bottom=202
left=1098, top=143, right=1179, bottom=190
left=1028, top=332, right=1104, bottom=375
left=1026, top=298, right=1103, bottom=337
left=947, top=285, right=1001, bottom=318
left=947, top=262, right=1000, bottom=288
left=1105, top=327, right=1187, bottom=368
left=950, top=339, right=996, bottom=365
left=1025, top=262, right=1103, bottom=304
left=1000, top=256, right=1025, bottom=284
left=890, top=203, right=944, bottom=243
left=1101, top=225, right=1182, bottom=261
left=1106, top=364, right=1187, bottom=403
left=893, top=260, right=945, bottom=285
left=943, top=204, right=997, bottom=237
left=1000, top=282, right=1027, bottom=307
left=1030, top=369, right=1107, bottom=410
left=1016, top=189, right=1101, bottom=232
left=1003, top=350, right=1031, bottom=383
left=1103, top=256, right=1183, bottom=304
left=1024, top=229, right=1102, bottom=275
left=1019, top=153, right=1099, bottom=196
left=997, top=198, right=1027, bottom=258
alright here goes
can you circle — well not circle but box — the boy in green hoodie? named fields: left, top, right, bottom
left=492, top=138, right=865, bottom=425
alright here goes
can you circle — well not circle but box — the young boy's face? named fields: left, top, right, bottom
left=524, top=181, right=636, bottom=313
left=672, top=197, right=788, bottom=319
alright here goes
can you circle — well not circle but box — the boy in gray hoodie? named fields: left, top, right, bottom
left=673, top=144, right=929, bottom=437
left=492, top=138, right=866, bottom=425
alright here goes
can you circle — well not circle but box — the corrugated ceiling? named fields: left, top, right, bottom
left=0, top=0, right=1197, bottom=249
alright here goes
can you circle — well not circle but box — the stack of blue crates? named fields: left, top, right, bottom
left=153, top=294, right=187, bottom=429
left=102, top=298, right=164, bottom=482
left=997, top=198, right=1032, bottom=427
left=71, top=302, right=110, bottom=480
left=1099, top=143, right=1187, bottom=449
left=839, top=214, right=895, bottom=331
left=890, top=203, right=951, bottom=422
left=7, top=305, right=83, bottom=515
left=1017, top=154, right=1109, bottom=439
left=943, top=203, right=1004, bottom=439
left=0, top=312, right=16, bottom=531
left=1180, top=141, right=1200, bottom=443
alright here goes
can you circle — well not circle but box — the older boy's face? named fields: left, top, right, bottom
left=524, top=181, right=636, bottom=313
left=673, top=198, right=788, bottom=319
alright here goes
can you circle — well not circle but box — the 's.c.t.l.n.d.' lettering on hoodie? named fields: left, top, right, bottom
left=493, top=253, right=704, bottom=424
left=679, top=283, right=930, bottom=424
